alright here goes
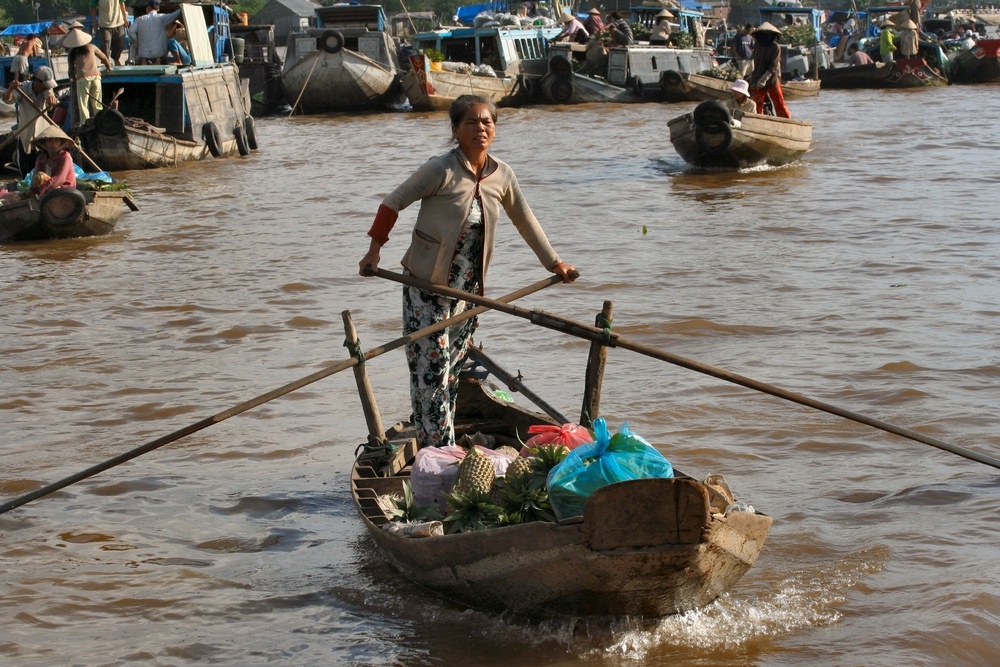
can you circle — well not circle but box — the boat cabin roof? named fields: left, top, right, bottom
left=315, top=4, right=387, bottom=31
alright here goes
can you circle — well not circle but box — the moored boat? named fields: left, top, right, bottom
left=947, top=38, right=1000, bottom=84
left=74, top=3, right=257, bottom=171
left=402, top=23, right=560, bottom=111
left=351, top=354, right=772, bottom=620
left=686, top=73, right=820, bottom=101
left=668, top=100, right=813, bottom=169
left=0, top=188, right=129, bottom=243
left=281, top=4, right=404, bottom=113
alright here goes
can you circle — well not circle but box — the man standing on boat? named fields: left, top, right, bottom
left=731, top=23, right=755, bottom=77
left=2, top=66, right=59, bottom=177
left=128, top=0, right=182, bottom=65
left=90, top=0, right=129, bottom=65
left=748, top=22, right=790, bottom=118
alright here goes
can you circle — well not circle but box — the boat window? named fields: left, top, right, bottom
left=479, top=36, right=501, bottom=71
left=443, top=37, right=475, bottom=63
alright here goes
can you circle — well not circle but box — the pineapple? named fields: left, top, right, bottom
left=527, top=444, right=570, bottom=485
left=496, top=445, right=520, bottom=459
left=501, top=471, right=555, bottom=524
left=451, top=446, right=495, bottom=496
left=505, top=455, right=532, bottom=480
left=442, top=489, right=504, bottom=533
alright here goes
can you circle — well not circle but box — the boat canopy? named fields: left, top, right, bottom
left=316, top=3, right=388, bottom=31
left=455, top=1, right=507, bottom=26
left=0, top=21, right=64, bottom=36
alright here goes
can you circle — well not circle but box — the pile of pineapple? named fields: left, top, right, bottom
left=390, top=443, right=571, bottom=535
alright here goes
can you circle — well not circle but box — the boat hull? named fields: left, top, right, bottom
left=819, top=59, right=947, bottom=89
left=351, top=377, right=772, bottom=620
left=282, top=44, right=403, bottom=113
left=401, top=68, right=516, bottom=112
left=686, top=73, right=820, bottom=102
left=0, top=190, right=126, bottom=243
left=948, top=40, right=1000, bottom=84
left=77, top=64, right=254, bottom=171
left=669, top=101, right=813, bottom=169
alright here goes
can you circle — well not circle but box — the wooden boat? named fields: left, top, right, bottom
left=0, top=189, right=128, bottom=243
left=74, top=4, right=258, bottom=171
left=230, top=22, right=286, bottom=115
left=281, top=4, right=404, bottom=113
left=947, top=39, right=1000, bottom=84
left=668, top=100, right=813, bottom=169
left=686, top=73, right=820, bottom=102
left=537, top=48, right=635, bottom=105
left=351, top=358, right=772, bottom=620
left=402, top=24, right=560, bottom=111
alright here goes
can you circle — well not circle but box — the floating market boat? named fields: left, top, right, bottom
left=668, top=100, right=813, bottom=169
left=74, top=3, right=257, bottom=171
left=947, top=38, right=1000, bottom=84
left=350, top=338, right=772, bottom=620
left=230, top=21, right=286, bottom=115
left=281, top=4, right=404, bottom=113
left=686, top=73, right=819, bottom=101
left=0, top=188, right=130, bottom=243
left=402, top=23, right=560, bottom=111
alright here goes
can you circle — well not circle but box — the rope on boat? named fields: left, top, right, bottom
left=343, top=338, right=365, bottom=364
left=596, top=313, right=614, bottom=346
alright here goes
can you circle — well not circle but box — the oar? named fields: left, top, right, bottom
left=466, top=346, right=569, bottom=424
left=15, top=87, right=105, bottom=173
left=373, top=268, right=1000, bottom=471
left=0, top=273, right=571, bottom=515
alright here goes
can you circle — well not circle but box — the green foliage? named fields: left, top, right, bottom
left=671, top=31, right=694, bottom=49
left=526, top=444, right=569, bottom=487
left=501, top=471, right=555, bottom=524
left=781, top=23, right=818, bottom=47
left=386, top=481, right=439, bottom=523
left=232, top=0, right=268, bottom=21
left=699, top=66, right=738, bottom=81
left=423, top=47, right=444, bottom=62
left=442, top=489, right=504, bottom=533
left=631, top=22, right=650, bottom=41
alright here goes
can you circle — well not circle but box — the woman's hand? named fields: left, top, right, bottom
left=551, top=261, right=578, bottom=283
left=359, top=241, right=381, bottom=276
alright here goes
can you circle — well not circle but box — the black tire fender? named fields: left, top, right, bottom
left=548, top=54, right=573, bottom=77
left=693, top=100, right=732, bottom=126
left=318, top=30, right=344, bottom=54
left=549, top=76, right=574, bottom=103
left=244, top=115, right=258, bottom=150
left=202, top=122, right=223, bottom=157
left=630, top=78, right=644, bottom=97
left=95, top=108, right=125, bottom=136
left=660, top=69, right=684, bottom=92
left=234, top=125, right=250, bottom=156
left=40, top=188, right=87, bottom=226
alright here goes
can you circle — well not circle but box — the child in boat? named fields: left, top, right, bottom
left=165, top=20, right=192, bottom=66
left=28, top=125, right=77, bottom=197
left=358, top=95, right=576, bottom=449
left=727, top=79, right=757, bottom=114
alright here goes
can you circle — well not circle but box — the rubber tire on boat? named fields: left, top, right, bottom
left=95, top=108, right=125, bottom=136
left=318, top=30, right=344, bottom=55
left=244, top=115, right=258, bottom=150
left=202, top=122, right=223, bottom=158
left=692, top=100, right=731, bottom=127
left=660, top=70, right=684, bottom=93
left=39, top=188, right=87, bottom=227
left=692, top=101, right=733, bottom=156
left=549, top=55, right=572, bottom=77
left=234, top=125, right=250, bottom=156
left=549, top=76, right=574, bottom=103
left=631, top=78, right=644, bottom=97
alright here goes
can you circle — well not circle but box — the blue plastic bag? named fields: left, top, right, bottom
left=547, top=418, right=674, bottom=520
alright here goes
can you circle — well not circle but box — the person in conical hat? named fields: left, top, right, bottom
left=749, top=20, right=791, bottom=117
left=898, top=18, right=919, bottom=58
left=65, top=26, right=114, bottom=124
left=1, top=65, right=60, bottom=176
left=583, top=7, right=604, bottom=35
left=650, top=9, right=673, bottom=46
left=552, top=12, right=590, bottom=44
left=28, top=125, right=78, bottom=197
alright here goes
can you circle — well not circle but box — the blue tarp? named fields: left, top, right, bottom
left=0, top=22, right=58, bottom=37
left=455, top=1, right=507, bottom=25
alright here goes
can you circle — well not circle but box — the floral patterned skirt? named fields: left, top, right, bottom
left=402, top=223, right=483, bottom=448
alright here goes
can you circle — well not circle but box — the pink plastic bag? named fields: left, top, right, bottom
left=520, top=423, right=593, bottom=456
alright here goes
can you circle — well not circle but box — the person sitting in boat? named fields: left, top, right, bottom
left=165, top=20, right=192, bottom=66
left=961, top=29, right=977, bottom=50
left=583, top=8, right=605, bottom=36
left=27, top=125, right=77, bottom=198
left=64, top=26, right=114, bottom=125
left=606, top=13, right=634, bottom=46
left=552, top=13, right=590, bottom=45
left=726, top=79, right=757, bottom=114
left=898, top=19, right=919, bottom=59
left=649, top=10, right=672, bottom=46
left=2, top=66, right=59, bottom=178
left=847, top=43, right=874, bottom=66
left=128, top=0, right=183, bottom=65
left=749, top=23, right=791, bottom=118
left=358, top=94, right=577, bottom=449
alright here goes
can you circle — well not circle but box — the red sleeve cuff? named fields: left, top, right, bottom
left=367, top=204, right=398, bottom=246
